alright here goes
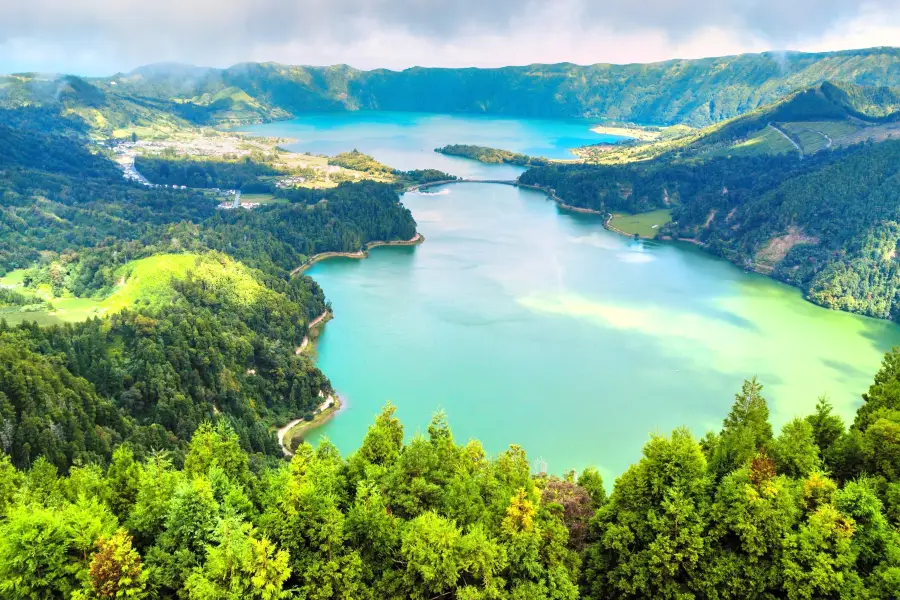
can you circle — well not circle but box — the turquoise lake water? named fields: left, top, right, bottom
left=243, top=111, right=618, bottom=179
left=248, top=113, right=900, bottom=479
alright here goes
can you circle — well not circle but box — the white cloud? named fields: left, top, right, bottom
left=0, top=0, right=898, bottom=74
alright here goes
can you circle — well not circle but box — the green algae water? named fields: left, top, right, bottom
left=248, top=113, right=900, bottom=479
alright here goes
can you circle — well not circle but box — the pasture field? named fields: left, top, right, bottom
left=608, top=209, right=672, bottom=238
left=241, top=193, right=287, bottom=205
left=720, top=126, right=796, bottom=156
left=0, top=253, right=266, bottom=325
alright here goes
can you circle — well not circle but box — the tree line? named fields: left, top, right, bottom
left=134, top=156, right=282, bottom=191
left=3, top=350, right=900, bottom=598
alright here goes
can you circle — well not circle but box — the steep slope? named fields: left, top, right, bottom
left=0, top=111, right=421, bottom=468
left=0, top=73, right=197, bottom=136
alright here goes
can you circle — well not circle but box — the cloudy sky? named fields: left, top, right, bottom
left=2, top=0, right=899, bottom=75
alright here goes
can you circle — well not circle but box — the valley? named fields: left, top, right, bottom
left=5, top=44, right=900, bottom=600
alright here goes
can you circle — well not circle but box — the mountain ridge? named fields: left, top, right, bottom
left=5, top=46, right=900, bottom=136
left=111, top=46, right=900, bottom=76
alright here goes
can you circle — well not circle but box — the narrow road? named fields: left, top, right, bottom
left=276, top=394, right=335, bottom=456
left=296, top=310, right=330, bottom=354
left=769, top=123, right=803, bottom=159
left=290, top=233, right=424, bottom=277
left=277, top=418, right=304, bottom=456
left=809, top=128, right=833, bottom=149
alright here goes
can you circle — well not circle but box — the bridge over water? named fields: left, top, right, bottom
left=407, top=178, right=547, bottom=194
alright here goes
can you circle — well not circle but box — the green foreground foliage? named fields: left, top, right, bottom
left=4, top=351, right=900, bottom=598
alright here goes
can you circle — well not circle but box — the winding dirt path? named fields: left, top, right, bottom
left=277, top=394, right=336, bottom=456
left=809, top=128, right=833, bottom=149
left=296, top=310, right=330, bottom=354
left=769, top=123, right=803, bottom=158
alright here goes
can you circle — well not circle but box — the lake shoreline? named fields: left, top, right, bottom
left=283, top=233, right=423, bottom=452
left=276, top=395, right=343, bottom=456
left=297, top=309, right=332, bottom=355
left=291, top=233, right=425, bottom=276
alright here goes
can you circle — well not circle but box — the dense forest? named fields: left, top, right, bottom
left=134, top=156, right=282, bottom=190
left=3, top=351, right=900, bottom=598
left=0, top=254, right=331, bottom=471
left=522, top=139, right=900, bottom=321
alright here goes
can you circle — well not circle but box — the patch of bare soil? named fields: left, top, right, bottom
left=726, top=207, right=737, bottom=222
left=754, top=227, right=819, bottom=270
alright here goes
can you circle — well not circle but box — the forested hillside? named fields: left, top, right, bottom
left=3, top=350, right=900, bottom=598
left=574, top=80, right=900, bottom=164
left=0, top=253, right=331, bottom=470
left=111, top=48, right=900, bottom=127
left=4, top=50, right=900, bottom=599
left=0, top=117, right=420, bottom=469
left=435, top=144, right=549, bottom=167
left=522, top=128, right=900, bottom=320
left=6, top=48, right=900, bottom=136
left=134, top=156, right=282, bottom=189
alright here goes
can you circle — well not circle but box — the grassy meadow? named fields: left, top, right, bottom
left=1, top=253, right=267, bottom=326
left=608, top=209, right=672, bottom=238
left=240, top=192, right=287, bottom=205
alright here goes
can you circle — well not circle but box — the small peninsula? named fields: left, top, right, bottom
left=435, top=144, right=552, bottom=167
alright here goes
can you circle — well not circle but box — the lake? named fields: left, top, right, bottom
left=248, top=112, right=900, bottom=479
left=243, top=111, right=615, bottom=179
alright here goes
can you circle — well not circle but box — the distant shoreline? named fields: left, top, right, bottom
left=409, top=178, right=626, bottom=234
left=290, top=232, right=425, bottom=276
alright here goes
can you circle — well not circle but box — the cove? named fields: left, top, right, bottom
left=247, top=113, right=900, bottom=478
